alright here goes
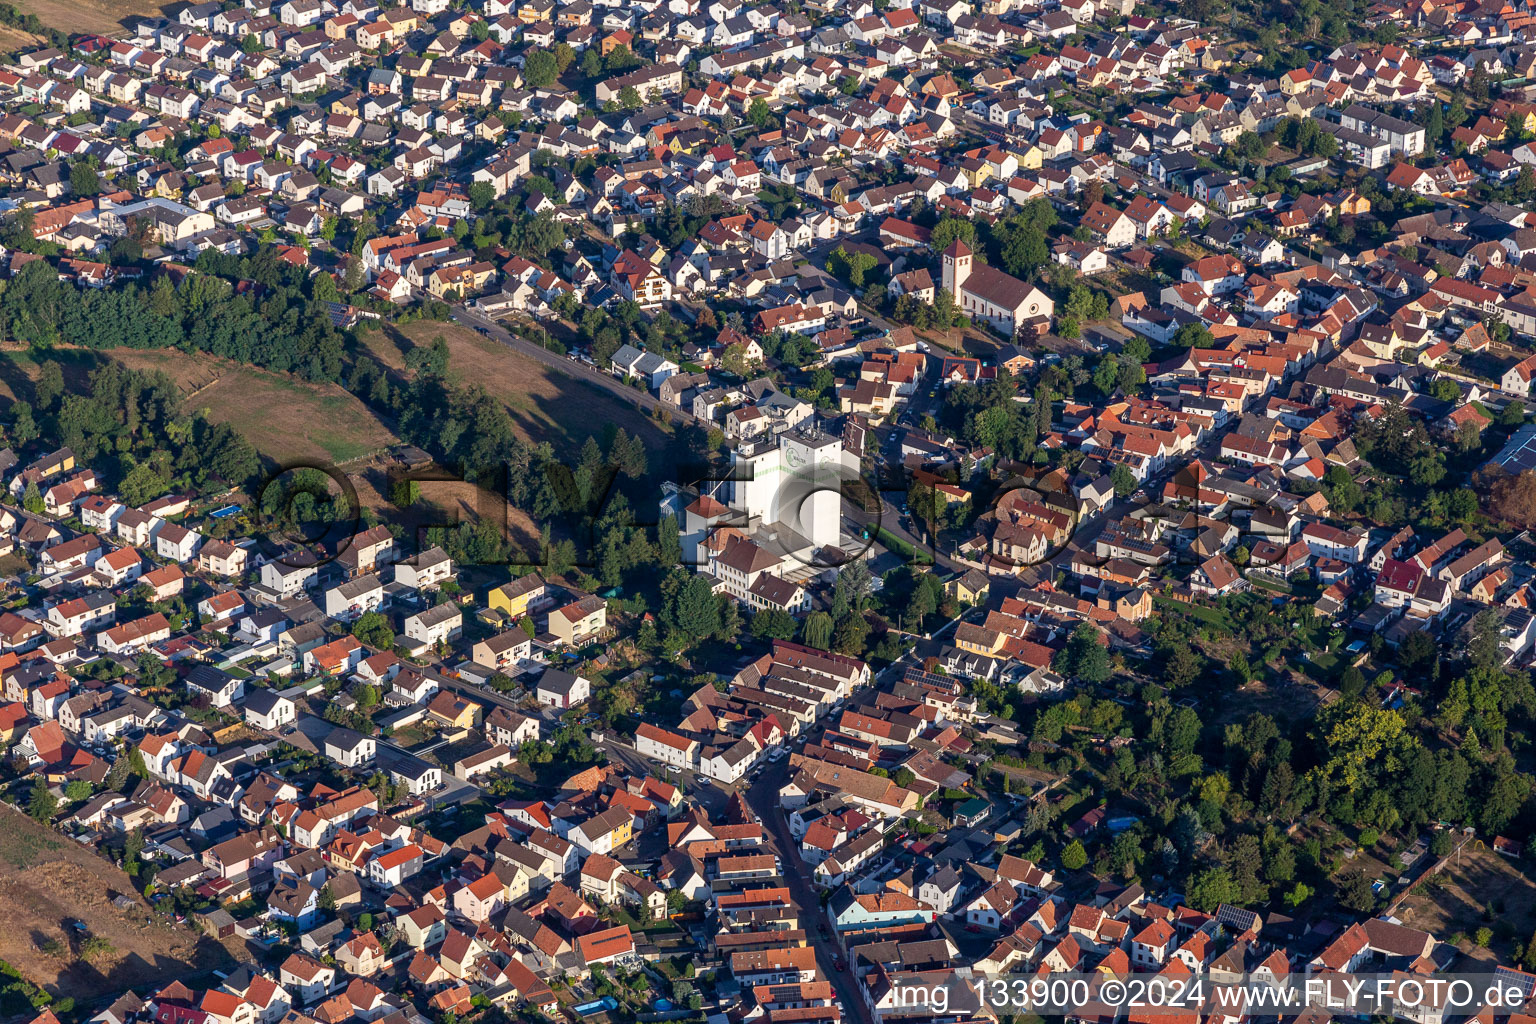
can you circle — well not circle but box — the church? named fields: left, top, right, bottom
left=940, top=240, right=1055, bottom=337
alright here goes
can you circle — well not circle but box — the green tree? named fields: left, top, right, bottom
left=1053, top=622, right=1111, bottom=683
left=932, top=287, right=956, bottom=329
left=666, top=574, right=721, bottom=641
left=605, top=44, right=640, bottom=71
left=1060, top=839, right=1088, bottom=870
left=931, top=217, right=978, bottom=253
left=391, top=479, right=421, bottom=507
left=1093, top=355, right=1119, bottom=395
left=1187, top=865, right=1242, bottom=911
left=802, top=610, right=834, bottom=650
left=826, top=245, right=879, bottom=288
left=1232, top=131, right=1267, bottom=162
left=746, top=97, right=772, bottom=127
left=832, top=612, right=869, bottom=656
left=70, top=161, right=101, bottom=197
left=117, top=460, right=167, bottom=507
left=1110, top=462, right=1137, bottom=497
left=9, top=399, right=37, bottom=446
left=1168, top=706, right=1202, bottom=755
left=524, top=50, right=558, bottom=88
left=1173, top=322, right=1214, bottom=348
left=35, top=360, right=63, bottom=412
left=27, top=778, right=56, bottom=822
left=1467, top=609, right=1507, bottom=671
left=468, top=181, right=496, bottom=210
left=352, top=611, right=395, bottom=649
left=1001, top=225, right=1049, bottom=277
left=751, top=608, right=797, bottom=640
left=1423, top=100, right=1444, bottom=146
left=1338, top=871, right=1377, bottom=912
left=1517, top=166, right=1536, bottom=202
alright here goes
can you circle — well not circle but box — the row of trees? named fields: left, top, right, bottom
left=0, top=247, right=349, bottom=387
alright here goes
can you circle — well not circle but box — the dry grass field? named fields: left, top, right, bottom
left=0, top=24, right=44, bottom=53
left=349, top=461, right=544, bottom=556
left=0, top=346, right=401, bottom=467
left=0, top=804, right=237, bottom=1007
left=109, top=349, right=401, bottom=466
left=1394, top=844, right=1536, bottom=965
left=13, top=0, right=171, bottom=35
left=357, top=321, right=670, bottom=452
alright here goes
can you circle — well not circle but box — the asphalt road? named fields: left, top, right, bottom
left=743, top=758, right=876, bottom=1024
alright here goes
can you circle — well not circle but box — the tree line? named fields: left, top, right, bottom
left=0, top=248, right=348, bottom=386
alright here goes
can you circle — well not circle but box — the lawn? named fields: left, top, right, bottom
left=875, top=527, right=934, bottom=565
left=388, top=723, right=438, bottom=750
left=1153, top=595, right=1232, bottom=630
left=1248, top=576, right=1295, bottom=596
left=599, top=903, right=681, bottom=934
left=356, top=322, right=671, bottom=453
left=1307, top=650, right=1341, bottom=675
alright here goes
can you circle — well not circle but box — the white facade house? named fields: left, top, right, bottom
left=635, top=723, right=699, bottom=768
left=244, top=688, right=296, bottom=731
left=323, top=727, right=376, bottom=767
left=404, top=603, right=463, bottom=646
left=324, top=575, right=384, bottom=621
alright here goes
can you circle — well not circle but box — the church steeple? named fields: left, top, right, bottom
left=941, top=239, right=972, bottom=293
